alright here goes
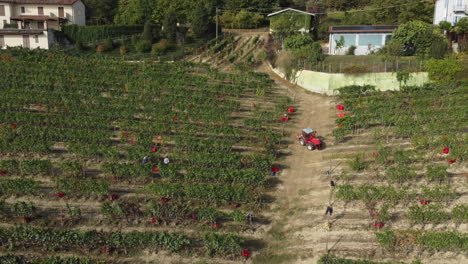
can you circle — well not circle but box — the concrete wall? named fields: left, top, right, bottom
left=72, top=1, right=85, bottom=26
left=1, top=32, right=49, bottom=49
left=271, top=65, right=429, bottom=95
left=434, top=0, right=468, bottom=25
left=0, top=3, right=13, bottom=28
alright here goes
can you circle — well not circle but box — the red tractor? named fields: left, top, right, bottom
left=298, top=128, right=322, bottom=150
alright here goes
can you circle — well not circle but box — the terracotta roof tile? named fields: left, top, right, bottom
left=0, top=0, right=79, bottom=5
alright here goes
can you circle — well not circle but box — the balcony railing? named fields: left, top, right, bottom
left=453, top=4, right=467, bottom=13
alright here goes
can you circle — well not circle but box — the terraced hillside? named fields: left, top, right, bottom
left=0, top=49, right=293, bottom=264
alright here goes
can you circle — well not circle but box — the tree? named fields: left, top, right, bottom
left=391, top=21, right=446, bottom=58
left=82, top=0, right=119, bottom=25
left=438, top=21, right=452, bottom=33
left=453, top=17, right=468, bottom=52
left=453, top=17, right=468, bottom=34
left=143, top=20, right=160, bottom=43
left=224, top=0, right=279, bottom=13
left=370, top=0, right=434, bottom=24
left=334, top=36, right=345, bottom=53
left=163, top=8, right=178, bottom=42
left=191, top=2, right=214, bottom=39
left=283, top=34, right=314, bottom=50
left=114, top=0, right=157, bottom=25
left=114, top=0, right=145, bottom=25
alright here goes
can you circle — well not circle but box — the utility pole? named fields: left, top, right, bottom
left=216, top=8, right=219, bottom=45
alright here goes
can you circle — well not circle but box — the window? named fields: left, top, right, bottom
left=0, top=5, right=5, bottom=16
left=333, top=34, right=356, bottom=47
left=37, top=21, right=44, bottom=29
left=34, top=35, right=39, bottom=43
left=58, top=7, right=64, bottom=17
left=384, top=35, right=392, bottom=44
left=454, top=16, right=462, bottom=23
left=0, top=35, right=4, bottom=48
left=358, top=34, right=383, bottom=46
left=21, top=7, right=25, bottom=13
left=38, top=7, right=43, bottom=15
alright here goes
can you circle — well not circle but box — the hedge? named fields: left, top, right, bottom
left=62, top=24, right=143, bottom=43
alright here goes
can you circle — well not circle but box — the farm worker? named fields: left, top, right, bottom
left=330, top=180, right=335, bottom=188
left=325, top=170, right=332, bottom=177
left=281, top=114, right=289, bottom=121
left=325, top=205, right=333, bottom=216
left=163, top=157, right=170, bottom=165
left=241, top=249, right=250, bottom=259
left=247, top=213, right=254, bottom=225
left=142, top=156, right=149, bottom=164
left=324, top=221, right=332, bottom=230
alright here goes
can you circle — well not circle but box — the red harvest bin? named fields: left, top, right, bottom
left=57, top=193, right=65, bottom=198
left=338, top=113, right=346, bottom=118
left=336, top=105, right=345, bottom=111
left=288, top=107, right=295, bottom=113
left=241, top=250, right=250, bottom=258
left=151, top=147, right=157, bottom=152
left=11, top=123, right=17, bottom=129
left=442, top=147, right=449, bottom=154
left=152, top=167, right=160, bottom=173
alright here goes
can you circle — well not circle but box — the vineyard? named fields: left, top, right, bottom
left=0, top=49, right=293, bottom=263
left=327, top=83, right=467, bottom=261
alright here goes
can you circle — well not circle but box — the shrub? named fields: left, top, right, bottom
left=11, top=201, right=36, bottom=218
left=426, top=164, right=449, bottom=182
left=424, top=58, right=463, bottom=84
left=342, top=64, right=370, bottom=74
left=346, top=45, right=357, bottom=55
left=20, top=160, right=52, bottom=175
left=151, top=39, right=171, bottom=55
left=95, top=44, right=105, bottom=53
left=103, top=38, right=114, bottom=51
left=120, top=46, right=128, bottom=55
left=220, top=10, right=264, bottom=29
left=391, top=20, right=446, bottom=57
left=408, top=204, right=449, bottom=224
left=60, top=161, right=83, bottom=177
left=228, top=55, right=236, bottom=63
left=202, top=233, right=245, bottom=257
left=135, top=40, right=152, bottom=53
left=63, top=24, right=143, bottom=43
left=347, top=155, right=368, bottom=171
left=451, top=204, right=468, bottom=224
left=75, top=40, right=85, bottom=51
left=283, top=34, right=314, bottom=50
left=385, top=166, right=417, bottom=182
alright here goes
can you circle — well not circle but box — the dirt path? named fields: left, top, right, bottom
left=258, top=63, right=344, bottom=263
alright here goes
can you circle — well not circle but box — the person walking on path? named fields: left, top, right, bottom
left=325, top=205, right=333, bottom=216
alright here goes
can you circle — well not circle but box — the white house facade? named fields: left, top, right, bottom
left=434, top=0, right=468, bottom=25
left=328, top=25, right=398, bottom=55
left=0, top=0, right=85, bottom=49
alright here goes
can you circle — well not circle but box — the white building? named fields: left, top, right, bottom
left=434, top=0, right=468, bottom=25
left=328, top=25, right=398, bottom=55
left=0, top=0, right=85, bottom=49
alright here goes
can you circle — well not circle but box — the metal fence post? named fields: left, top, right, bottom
left=384, top=60, right=387, bottom=72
